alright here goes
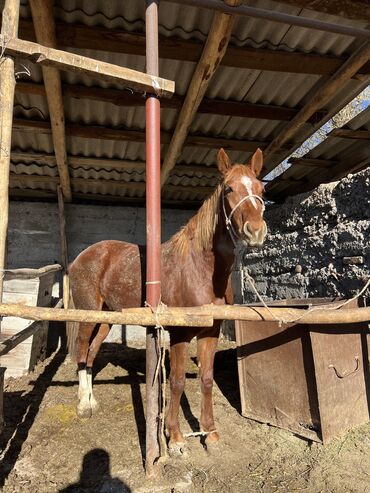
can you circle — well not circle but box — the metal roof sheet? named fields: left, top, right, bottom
left=9, top=0, right=370, bottom=206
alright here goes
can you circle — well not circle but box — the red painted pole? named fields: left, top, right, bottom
left=145, top=0, right=162, bottom=477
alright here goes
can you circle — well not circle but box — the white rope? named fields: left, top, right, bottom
left=243, top=268, right=370, bottom=326
left=144, top=298, right=168, bottom=458
left=184, top=429, right=218, bottom=438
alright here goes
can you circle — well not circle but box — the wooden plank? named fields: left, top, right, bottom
left=0, top=320, right=43, bottom=356
left=12, top=117, right=269, bottom=152
left=11, top=151, right=220, bottom=176
left=263, top=41, right=370, bottom=176
left=288, top=157, right=338, bottom=168
left=328, top=128, right=370, bottom=140
left=3, top=264, right=62, bottom=281
left=0, top=0, right=20, bottom=303
left=16, top=80, right=325, bottom=122
left=9, top=173, right=215, bottom=196
left=0, top=35, right=175, bottom=97
left=160, top=0, right=242, bottom=187
left=57, top=187, right=70, bottom=309
left=29, top=0, right=72, bottom=201
left=15, top=17, right=370, bottom=75
left=274, top=0, right=370, bottom=22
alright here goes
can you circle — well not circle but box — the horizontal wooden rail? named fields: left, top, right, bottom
left=0, top=303, right=369, bottom=326
left=0, top=35, right=175, bottom=97
left=4, top=264, right=62, bottom=280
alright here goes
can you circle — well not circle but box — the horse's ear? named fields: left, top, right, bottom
left=250, top=148, right=263, bottom=177
left=217, top=148, right=232, bottom=175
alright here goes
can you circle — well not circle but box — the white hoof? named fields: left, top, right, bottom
left=168, top=441, right=188, bottom=458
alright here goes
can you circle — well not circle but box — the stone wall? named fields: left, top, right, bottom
left=242, top=168, right=370, bottom=302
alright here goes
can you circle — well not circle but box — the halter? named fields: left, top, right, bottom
left=221, top=185, right=265, bottom=247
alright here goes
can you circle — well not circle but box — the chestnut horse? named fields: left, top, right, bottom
left=68, top=148, right=267, bottom=453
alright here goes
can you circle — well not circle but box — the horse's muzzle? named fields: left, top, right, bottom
left=243, top=221, right=267, bottom=247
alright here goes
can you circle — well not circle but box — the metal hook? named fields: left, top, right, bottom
left=328, top=356, right=360, bottom=379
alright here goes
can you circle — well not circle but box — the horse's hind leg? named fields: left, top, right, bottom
left=76, top=322, right=96, bottom=418
left=166, top=330, right=193, bottom=456
left=86, top=323, right=111, bottom=412
left=197, top=324, right=221, bottom=446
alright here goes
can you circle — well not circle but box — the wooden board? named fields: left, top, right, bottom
left=310, top=325, right=369, bottom=443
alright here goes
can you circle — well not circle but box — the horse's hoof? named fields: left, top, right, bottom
left=205, top=440, right=221, bottom=456
left=205, top=430, right=220, bottom=445
left=90, top=397, right=99, bottom=414
left=76, top=403, right=92, bottom=419
left=168, top=441, right=188, bottom=458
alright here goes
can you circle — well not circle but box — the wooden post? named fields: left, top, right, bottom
left=57, top=187, right=69, bottom=309
left=29, top=0, right=72, bottom=202
left=0, top=0, right=20, bottom=305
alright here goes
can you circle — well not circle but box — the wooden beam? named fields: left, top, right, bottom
left=288, top=157, right=338, bottom=168
left=0, top=302, right=369, bottom=326
left=16, top=80, right=326, bottom=122
left=272, top=0, right=370, bottom=22
left=29, top=0, right=72, bottom=201
left=11, top=151, right=220, bottom=177
left=0, top=35, right=175, bottom=97
left=8, top=188, right=202, bottom=209
left=262, top=41, right=370, bottom=176
left=12, top=117, right=269, bottom=152
left=160, top=0, right=242, bottom=187
left=57, top=187, right=70, bottom=309
left=15, top=17, right=370, bottom=76
left=328, top=128, right=370, bottom=140
left=0, top=0, right=20, bottom=303
left=9, top=173, right=215, bottom=196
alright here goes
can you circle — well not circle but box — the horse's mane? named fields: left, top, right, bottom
left=169, top=184, right=222, bottom=256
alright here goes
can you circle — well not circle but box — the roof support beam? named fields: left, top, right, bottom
left=14, top=18, right=370, bottom=76
left=328, top=128, right=370, bottom=140
left=9, top=173, right=214, bottom=197
left=11, top=151, right=220, bottom=177
left=160, top=0, right=241, bottom=187
left=271, top=0, right=370, bottom=23
left=16, top=80, right=326, bottom=122
left=164, top=0, right=370, bottom=39
left=12, top=117, right=269, bottom=152
left=0, top=0, right=20, bottom=303
left=29, top=0, right=72, bottom=201
left=0, top=35, right=175, bottom=97
left=262, top=41, right=370, bottom=176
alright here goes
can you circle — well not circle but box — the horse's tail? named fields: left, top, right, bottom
left=66, top=291, right=78, bottom=361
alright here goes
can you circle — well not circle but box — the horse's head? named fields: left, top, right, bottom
left=217, top=147, right=267, bottom=248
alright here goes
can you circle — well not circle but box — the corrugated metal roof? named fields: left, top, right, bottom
left=9, top=0, right=370, bottom=206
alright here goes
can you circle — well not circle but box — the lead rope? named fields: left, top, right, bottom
left=144, top=297, right=168, bottom=459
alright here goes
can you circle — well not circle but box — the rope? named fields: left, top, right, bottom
left=243, top=268, right=370, bottom=326
left=184, top=429, right=218, bottom=438
left=144, top=297, right=168, bottom=459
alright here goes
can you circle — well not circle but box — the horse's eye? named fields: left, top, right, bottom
left=224, top=185, right=232, bottom=195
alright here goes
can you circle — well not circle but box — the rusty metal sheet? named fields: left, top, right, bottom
left=235, top=298, right=370, bottom=443
left=310, top=325, right=369, bottom=443
left=236, top=319, right=321, bottom=441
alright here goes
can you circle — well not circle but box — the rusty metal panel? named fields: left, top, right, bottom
left=236, top=319, right=321, bottom=441
left=310, top=326, right=369, bottom=443
left=236, top=298, right=370, bottom=443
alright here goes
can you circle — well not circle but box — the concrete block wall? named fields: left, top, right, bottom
left=242, top=168, right=370, bottom=303
left=7, top=202, right=193, bottom=343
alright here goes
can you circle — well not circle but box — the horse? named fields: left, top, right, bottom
left=67, top=147, right=267, bottom=454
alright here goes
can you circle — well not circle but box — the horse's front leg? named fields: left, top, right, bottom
left=165, top=332, right=191, bottom=456
left=197, top=324, right=221, bottom=446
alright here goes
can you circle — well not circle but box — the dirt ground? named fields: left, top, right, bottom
left=1, top=339, right=369, bottom=493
